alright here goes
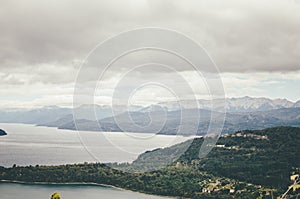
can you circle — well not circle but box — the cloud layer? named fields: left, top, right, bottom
left=0, top=0, right=300, bottom=108
left=1, top=0, right=300, bottom=72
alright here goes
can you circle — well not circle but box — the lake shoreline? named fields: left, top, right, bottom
left=0, top=180, right=175, bottom=198
left=0, top=123, right=192, bottom=167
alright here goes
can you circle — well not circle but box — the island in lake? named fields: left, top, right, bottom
left=0, top=129, right=7, bottom=136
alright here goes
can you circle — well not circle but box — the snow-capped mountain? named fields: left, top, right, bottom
left=294, top=100, right=300, bottom=108
left=0, top=97, right=298, bottom=126
left=156, top=96, right=296, bottom=112
left=222, top=96, right=294, bottom=112
left=139, top=105, right=168, bottom=112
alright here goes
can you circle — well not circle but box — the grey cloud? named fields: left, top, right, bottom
left=0, top=0, right=300, bottom=75
left=0, top=64, right=77, bottom=85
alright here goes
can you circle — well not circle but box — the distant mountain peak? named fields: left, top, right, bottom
left=152, top=96, right=297, bottom=113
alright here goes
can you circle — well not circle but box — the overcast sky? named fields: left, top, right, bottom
left=0, top=0, right=300, bottom=109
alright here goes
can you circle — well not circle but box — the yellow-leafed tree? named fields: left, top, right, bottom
left=51, top=192, right=61, bottom=199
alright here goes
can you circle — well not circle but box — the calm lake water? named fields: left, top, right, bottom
left=0, top=123, right=191, bottom=167
left=0, top=123, right=189, bottom=198
left=0, top=182, right=172, bottom=199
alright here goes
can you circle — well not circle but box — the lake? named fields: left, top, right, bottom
left=0, top=182, right=172, bottom=199
left=0, top=123, right=191, bottom=167
left=0, top=123, right=190, bottom=198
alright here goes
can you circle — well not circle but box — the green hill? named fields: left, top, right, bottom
left=120, top=126, right=300, bottom=186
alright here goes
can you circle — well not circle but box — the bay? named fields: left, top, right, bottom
left=0, top=182, right=172, bottom=199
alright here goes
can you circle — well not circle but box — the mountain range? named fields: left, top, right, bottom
left=0, top=96, right=299, bottom=135
left=54, top=107, right=300, bottom=135
left=157, top=96, right=300, bottom=112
